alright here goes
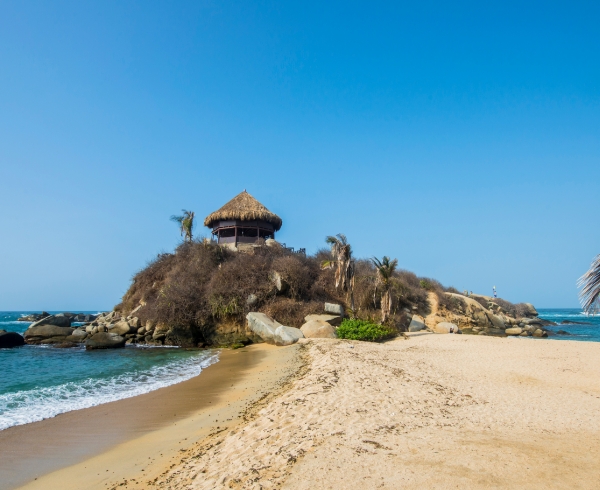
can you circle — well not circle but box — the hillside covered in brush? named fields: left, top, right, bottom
left=115, top=239, right=458, bottom=346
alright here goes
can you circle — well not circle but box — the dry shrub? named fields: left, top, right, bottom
left=261, top=298, right=323, bottom=328
left=118, top=239, right=460, bottom=345
left=392, top=270, right=429, bottom=314
left=271, top=255, right=318, bottom=300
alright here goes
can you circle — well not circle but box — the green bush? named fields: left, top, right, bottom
left=336, top=319, right=396, bottom=342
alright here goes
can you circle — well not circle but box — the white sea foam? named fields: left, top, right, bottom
left=0, top=351, right=219, bottom=430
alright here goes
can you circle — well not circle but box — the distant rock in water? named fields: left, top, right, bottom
left=28, top=314, right=72, bottom=329
left=0, top=330, right=25, bottom=348
left=24, top=325, right=75, bottom=344
left=560, top=320, right=591, bottom=325
left=556, top=330, right=571, bottom=335
left=17, top=312, right=50, bottom=322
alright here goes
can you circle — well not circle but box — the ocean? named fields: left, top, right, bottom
left=0, top=312, right=218, bottom=431
left=537, top=308, right=600, bottom=342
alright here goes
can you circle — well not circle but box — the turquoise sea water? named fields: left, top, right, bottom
left=0, top=312, right=218, bottom=430
left=537, top=308, right=600, bottom=342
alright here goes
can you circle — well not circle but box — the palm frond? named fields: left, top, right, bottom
left=578, top=254, right=600, bottom=313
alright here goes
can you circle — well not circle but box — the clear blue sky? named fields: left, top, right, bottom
left=1, top=1, right=598, bottom=310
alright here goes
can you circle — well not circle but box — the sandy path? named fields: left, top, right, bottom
left=424, top=290, right=439, bottom=327
left=153, top=335, right=600, bottom=489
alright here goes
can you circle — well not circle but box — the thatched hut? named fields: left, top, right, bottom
left=204, top=190, right=282, bottom=247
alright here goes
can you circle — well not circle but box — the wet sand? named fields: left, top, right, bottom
left=0, top=343, right=303, bottom=490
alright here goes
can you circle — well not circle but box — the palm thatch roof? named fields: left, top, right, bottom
left=204, top=191, right=282, bottom=231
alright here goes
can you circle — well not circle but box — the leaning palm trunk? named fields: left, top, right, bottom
left=578, top=254, right=600, bottom=314
left=324, top=234, right=356, bottom=315
left=381, top=289, right=392, bottom=323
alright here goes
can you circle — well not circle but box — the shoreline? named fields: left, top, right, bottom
left=0, top=343, right=304, bottom=490
left=3, top=334, right=600, bottom=488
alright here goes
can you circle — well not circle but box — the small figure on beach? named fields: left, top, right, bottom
left=493, top=286, right=497, bottom=298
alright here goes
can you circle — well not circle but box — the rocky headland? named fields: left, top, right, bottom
left=14, top=241, right=556, bottom=350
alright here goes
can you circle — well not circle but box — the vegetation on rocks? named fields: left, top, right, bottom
left=115, top=234, right=466, bottom=346
left=112, top=232, right=540, bottom=346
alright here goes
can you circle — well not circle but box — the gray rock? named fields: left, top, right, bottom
left=274, top=326, right=304, bottom=346
left=300, top=320, right=336, bottom=339
left=24, top=325, right=75, bottom=344
left=522, top=303, right=538, bottom=317
left=70, top=329, right=88, bottom=339
left=246, top=312, right=281, bottom=344
left=486, top=312, right=505, bottom=330
left=505, top=327, right=523, bottom=336
left=85, top=332, right=126, bottom=350
left=29, top=314, right=72, bottom=329
left=128, top=317, right=141, bottom=328
left=408, top=315, right=426, bottom=332
left=246, top=294, right=258, bottom=306
left=533, top=329, right=547, bottom=338
left=0, top=331, right=25, bottom=348
left=109, top=320, right=133, bottom=336
left=324, top=303, right=344, bottom=316
left=433, top=322, right=460, bottom=334
left=304, top=314, right=343, bottom=327
left=137, top=326, right=146, bottom=334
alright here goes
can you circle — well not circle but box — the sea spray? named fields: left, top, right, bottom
left=0, top=349, right=218, bottom=430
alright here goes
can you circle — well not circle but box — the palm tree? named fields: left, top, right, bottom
left=371, top=256, right=398, bottom=323
left=578, top=254, right=600, bottom=314
left=170, top=210, right=195, bottom=243
left=323, top=233, right=356, bottom=312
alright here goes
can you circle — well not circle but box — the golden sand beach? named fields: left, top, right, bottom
left=8, top=334, right=600, bottom=489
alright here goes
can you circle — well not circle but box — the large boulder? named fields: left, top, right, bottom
left=505, top=327, right=523, bottom=336
left=85, top=332, right=126, bottom=350
left=69, top=329, right=88, bottom=340
left=274, top=326, right=304, bottom=346
left=324, top=303, right=344, bottom=316
left=433, top=322, right=461, bottom=334
left=24, top=325, right=75, bottom=344
left=522, top=303, right=538, bottom=318
left=300, top=320, right=336, bottom=339
left=109, top=320, right=133, bottom=336
left=246, top=312, right=281, bottom=344
left=408, top=315, right=426, bottom=332
left=304, top=314, right=343, bottom=327
left=28, top=314, right=72, bottom=329
left=486, top=312, right=505, bottom=330
left=0, top=331, right=25, bottom=348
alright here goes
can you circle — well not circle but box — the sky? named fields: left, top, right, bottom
left=0, top=1, right=599, bottom=310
